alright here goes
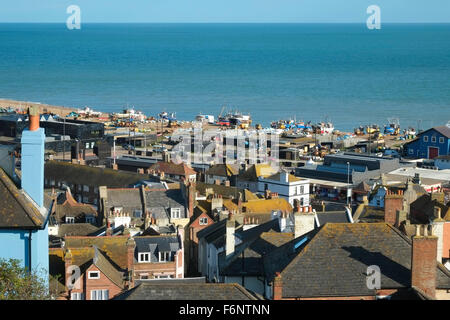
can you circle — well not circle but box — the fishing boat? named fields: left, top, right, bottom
left=384, top=118, right=400, bottom=135
left=216, top=106, right=251, bottom=128
left=158, top=111, right=176, bottom=121
left=366, top=124, right=380, bottom=134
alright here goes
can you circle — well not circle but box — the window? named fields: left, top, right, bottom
left=85, top=216, right=95, bottom=224
left=199, top=217, right=208, bottom=225
left=90, top=289, right=109, bottom=300
left=171, top=208, right=181, bottom=219
left=300, top=186, right=304, bottom=194
left=139, top=253, right=150, bottom=263
left=83, top=185, right=90, bottom=192
left=71, top=292, right=84, bottom=300
left=134, top=209, right=142, bottom=218
left=66, top=217, right=75, bottom=224
left=88, top=271, right=100, bottom=279
left=423, top=136, right=429, bottom=142
left=431, top=136, right=437, bottom=143
left=158, top=251, right=171, bottom=262
left=140, top=274, right=149, bottom=280
left=409, top=148, right=414, bottom=155
left=440, top=137, right=445, bottom=143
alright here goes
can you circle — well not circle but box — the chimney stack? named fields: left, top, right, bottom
left=384, top=189, right=403, bottom=226
left=21, top=106, right=45, bottom=208
left=273, top=272, right=283, bottom=300
left=294, top=205, right=315, bottom=239
left=411, top=224, right=438, bottom=298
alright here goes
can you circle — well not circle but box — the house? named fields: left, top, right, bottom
left=264, top=223, right=450, bottom=300
left=236, top=164, right=278, bottom=192
left=132, top=231, right=184, bottom=280
left=205, top=164, right=239, bottom=186
left=258, top=171, right=310, bottom=206
left=49, top=188, right=99, bottom=230
left=197, top=201, right=322, bottom=286
left=404, top=126, right=450, bottom=159
left=148, top=161, right=197, bottom=182
left=218, top=220, right=295, bottom=296
left=49, top=234, right=133, bottom=300
left=185, top=196, right=218, bottom=275
left=45, top=160, right=149, bottom=205
left=99, top=185, right=190, bottom=231
left=113, top=278, right=257, bottom=300
left=0, top=107, right=51, bottom=280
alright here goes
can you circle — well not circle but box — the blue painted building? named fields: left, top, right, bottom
left=404, top=126, right=450, bottom=159
left=0, top=107, right=52, bottom=283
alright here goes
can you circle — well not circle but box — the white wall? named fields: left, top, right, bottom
left=257, top=178, right=310, bottom=206
left=435, top=159, right=450, bottom=170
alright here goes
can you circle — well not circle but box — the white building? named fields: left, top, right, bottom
left=257, top=171, right=310, bottom=206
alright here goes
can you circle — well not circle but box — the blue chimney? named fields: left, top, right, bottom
left=21, top=106, right=45, bottom=208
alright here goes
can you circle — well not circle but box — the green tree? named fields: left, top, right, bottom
left=0, top=258, right=50, bottom=300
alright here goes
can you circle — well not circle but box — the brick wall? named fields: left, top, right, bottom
left=84, top=264, right=123, bottom=300
left=411, top=229, right=438, bottom=298
left=384, top=190, right=403, bottom=225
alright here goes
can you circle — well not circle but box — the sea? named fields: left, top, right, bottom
left=0, top=23, right=449, bottom=132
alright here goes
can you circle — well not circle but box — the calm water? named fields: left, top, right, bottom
left=0, top=23, right=449, bottom=131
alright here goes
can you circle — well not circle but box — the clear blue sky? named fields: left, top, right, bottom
left=1, top=0, right=449, bottom=23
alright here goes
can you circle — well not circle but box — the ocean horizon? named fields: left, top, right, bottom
left=0, top=23, right=449, bottom=131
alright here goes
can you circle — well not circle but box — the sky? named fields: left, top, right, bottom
left=0, top=0, right=449, bottom=23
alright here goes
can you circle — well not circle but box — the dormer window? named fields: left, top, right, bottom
left=171, top=208, right=181, bottom=219
left=199, top=217, right=208, bottom=225
left=138, top=253, right=150, bottom=263
left=66, top=217, right=75, bottom=224
left=158, top=251, right=171, bottom=262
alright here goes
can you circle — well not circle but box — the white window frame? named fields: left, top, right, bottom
left=158, top=251, right=171, bottom=262
left=439, top=137, right=445, bottom=144
left=171, top=208, right=181, bottom=219
left=199, top=217, right=208, bottom=225
left=423, top=136, right=428, bottom=142
left=90, top=289, right=109, bottom=300
left=71, top=292, right=84, bottom=300
left=66, top=217, right=75, bottom=224
left=431, top=136, right=437, bottom=143
left=88, top=271, right=100, bottom=279
left=138, top=252, right=150, bottom=263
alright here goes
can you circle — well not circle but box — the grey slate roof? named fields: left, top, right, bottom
left=134, top=235, right=181, bottom=262
left=113, top=282, right=257, bottom=300
left=271, top=223, right=450, bottom=298
left=105, top=188, right=187, bottom=220
left=0, top=168, right=46, bottom=229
